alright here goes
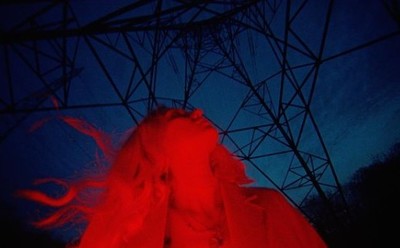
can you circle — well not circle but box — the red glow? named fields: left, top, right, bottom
left=19, top=107, right=327, bottom=247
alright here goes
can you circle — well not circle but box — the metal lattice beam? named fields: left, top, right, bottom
left=1, top=0, right=399, bottom=235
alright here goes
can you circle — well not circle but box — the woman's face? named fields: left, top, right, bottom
left=163, top=108, right=219, bottom=158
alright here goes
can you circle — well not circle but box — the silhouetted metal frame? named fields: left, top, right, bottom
left=1, top=0, right=399, bottom=235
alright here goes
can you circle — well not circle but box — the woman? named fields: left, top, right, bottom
left=19, top=107, right=327, bottom=248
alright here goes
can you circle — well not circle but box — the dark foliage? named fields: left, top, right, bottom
left=306, top=142, right=400, bottom=247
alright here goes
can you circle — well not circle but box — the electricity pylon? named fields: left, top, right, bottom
left=1, top=0, right=399, bottom=235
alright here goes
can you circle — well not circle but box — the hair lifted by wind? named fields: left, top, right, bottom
left=18, top=107, right=253, bottom=247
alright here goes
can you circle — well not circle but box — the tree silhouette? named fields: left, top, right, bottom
left=304, top=142, right=400, bottom=248
left=345, top=142, right=400, bottom=247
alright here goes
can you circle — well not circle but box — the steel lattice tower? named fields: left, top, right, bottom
left=1, top=0, right=399, bottom=237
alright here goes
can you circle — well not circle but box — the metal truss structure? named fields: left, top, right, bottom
left=1, top=0, right=399, bottom=235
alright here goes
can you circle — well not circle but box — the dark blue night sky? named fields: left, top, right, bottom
left=1, top=0, right=399, bottom=246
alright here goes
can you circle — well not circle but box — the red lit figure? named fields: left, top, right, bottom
left=19, top=107, right=327, bottom=248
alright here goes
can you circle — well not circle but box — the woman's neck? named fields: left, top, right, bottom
left=166, top=153, right=226, bottom=248
left=169, top=154, right=221, bottom=213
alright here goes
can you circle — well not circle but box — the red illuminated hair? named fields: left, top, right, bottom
left=18, top=107, right=252, bottom=246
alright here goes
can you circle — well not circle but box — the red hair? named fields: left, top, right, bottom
left=18, top=107, right=252, bottom=247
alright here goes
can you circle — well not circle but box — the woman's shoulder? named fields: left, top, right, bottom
left=239, top=187, right=284, bottom=200
left=232, top=186, right=297, bottom=212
